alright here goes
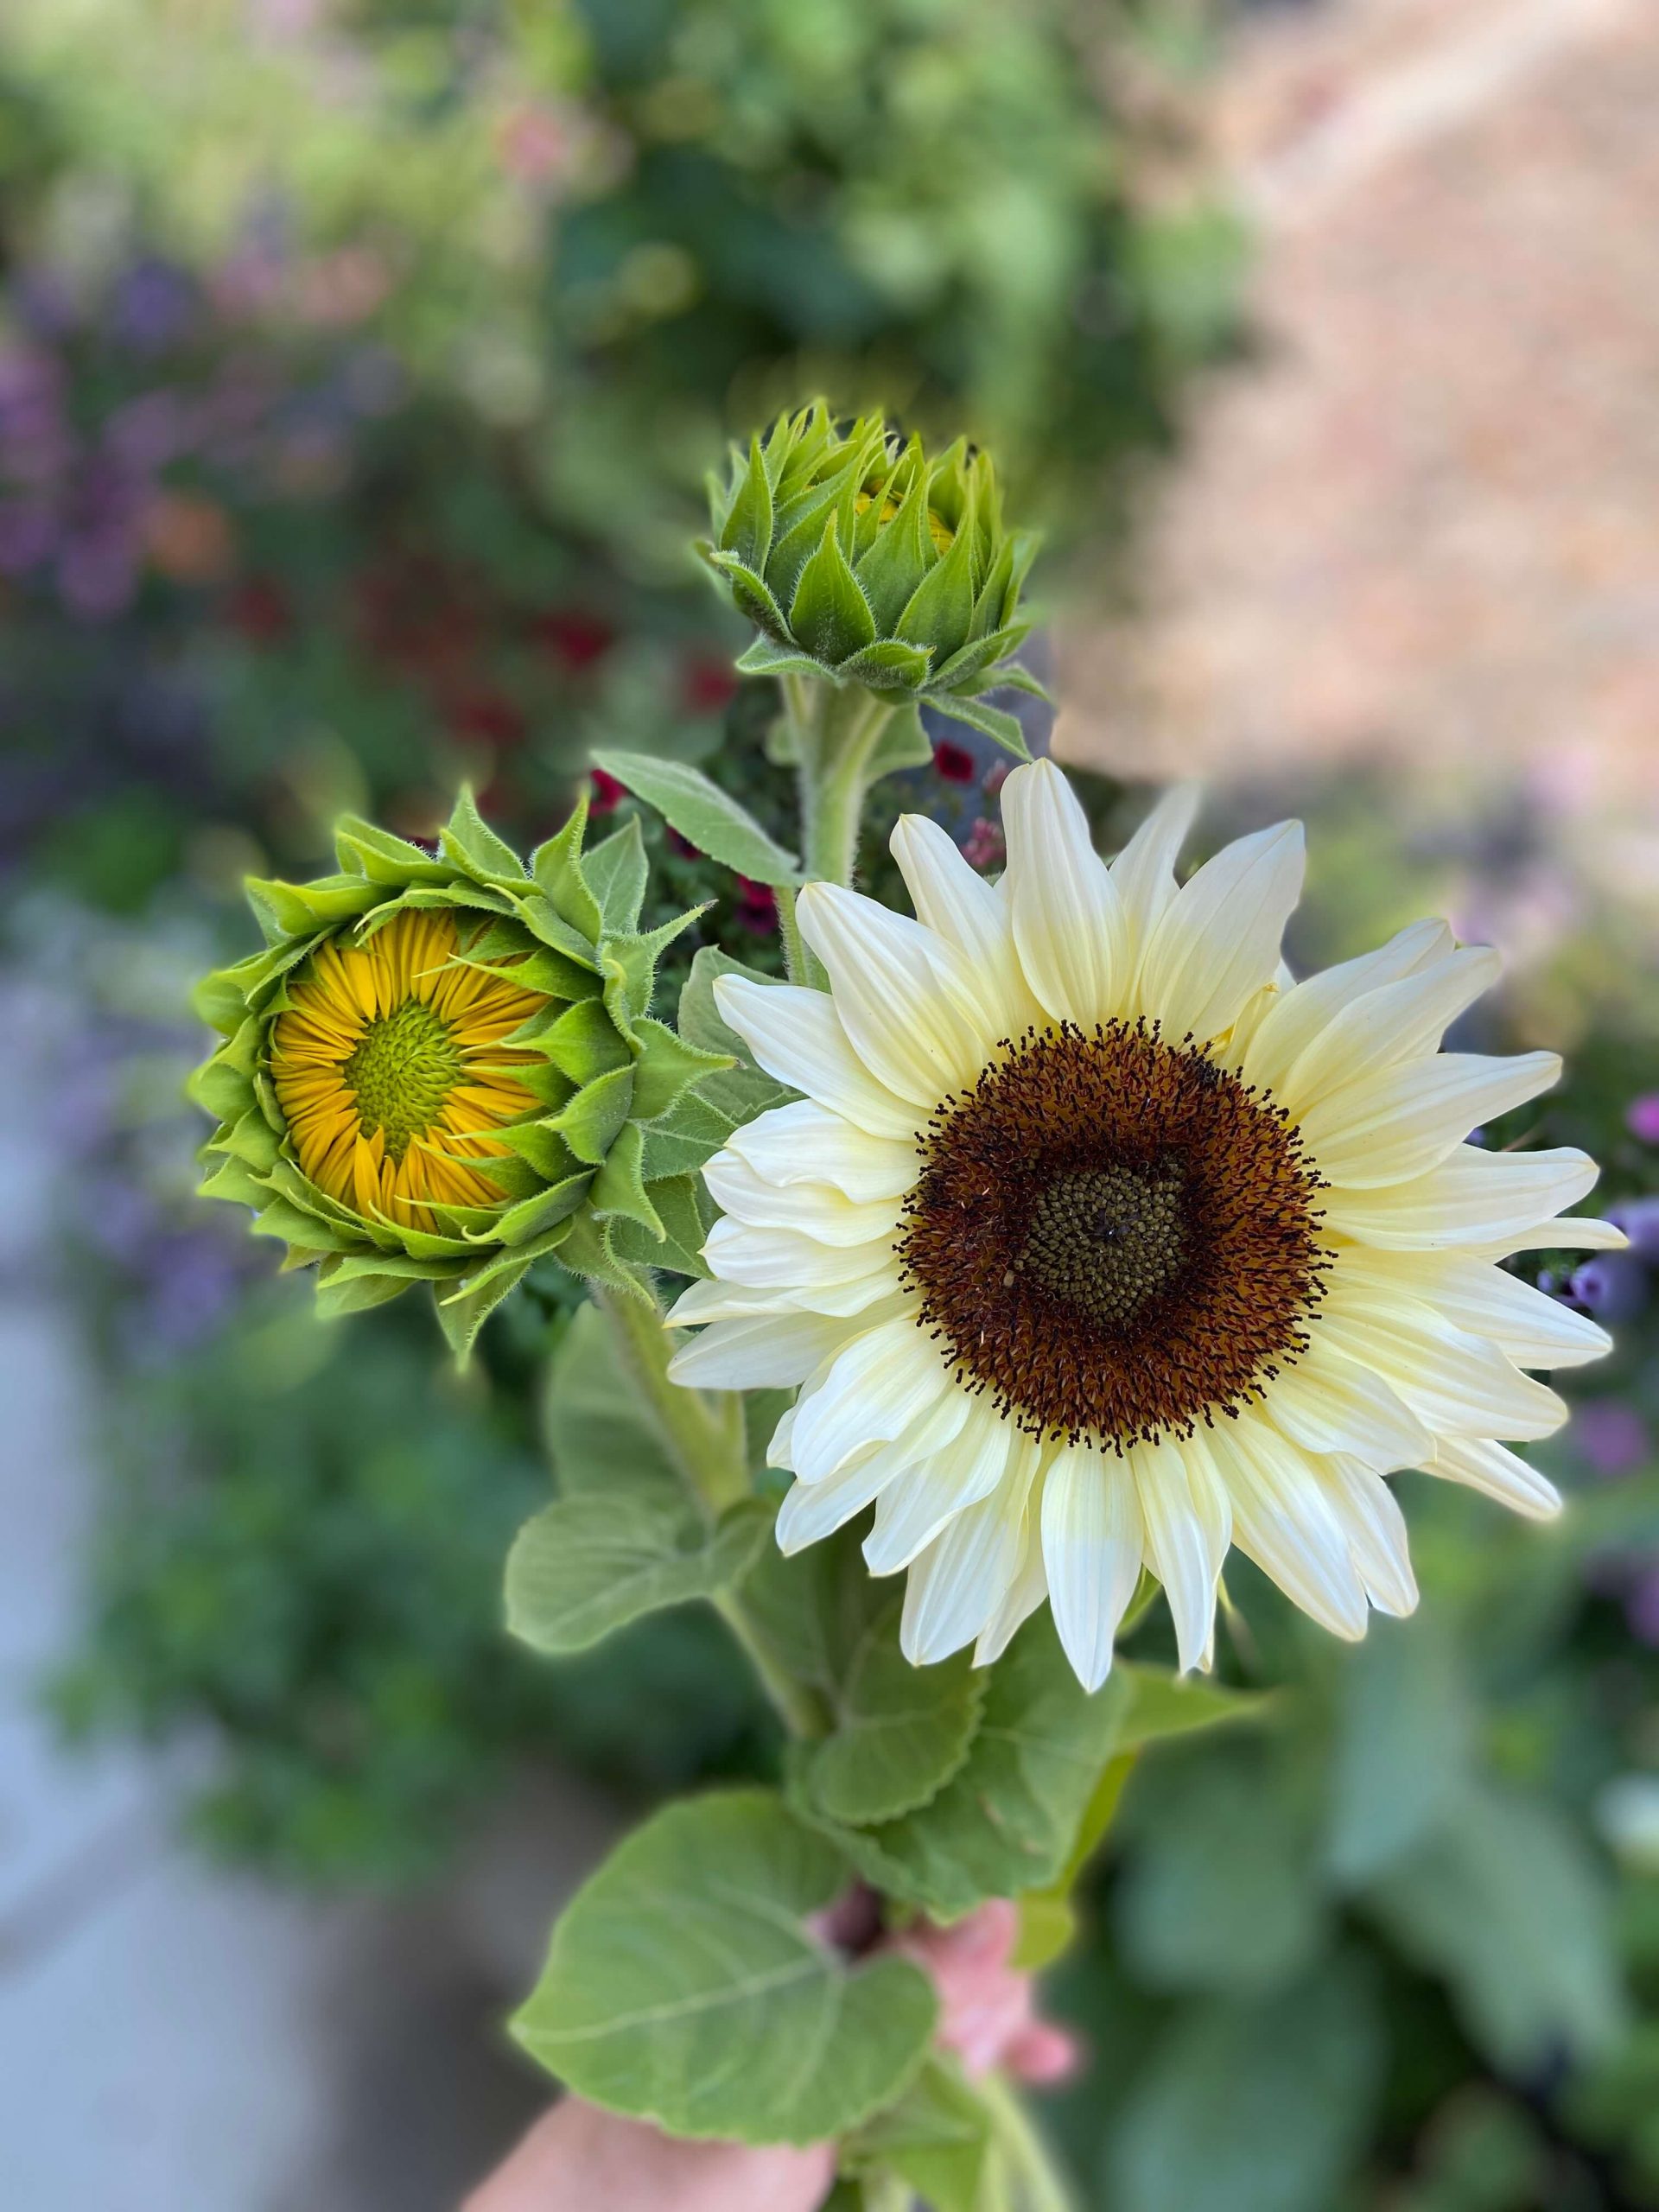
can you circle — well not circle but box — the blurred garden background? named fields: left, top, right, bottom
left=2, top=0, right=1658, bottom=2206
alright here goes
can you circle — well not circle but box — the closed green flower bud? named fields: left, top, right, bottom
left=700, top=402, right=1046, bottom=755
left=188, top=792, right=727, bottom=1357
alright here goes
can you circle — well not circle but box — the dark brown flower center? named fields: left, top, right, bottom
left=899, top=1021, right=1328, bottom=1450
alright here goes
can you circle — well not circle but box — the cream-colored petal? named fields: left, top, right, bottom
left=702, top=1216, right=895, bottom=1289
left=1319, top=1292, right=1567, bottom=1441
left=789, top=1316, right=947, bottom=1484
left=1243, top=919, right=1453, bottom=1096
left=1321, top=1146, right=1600, bottom=1250
left=1130, top=1432, right=1230, bottom=1674
left=1334, top=1248, right=1612, bottom=1369
left=1208, top=1417, right=1370, bottom=1640
left=796, top=881, right=997, bottom=1104
left=702, top=1151, right=902, bottom=1245
left=1300, top=1052, right=1560, bottom=1190
left=1266, top=1340, right=1434, bottom=1468
left=727, top=1100, right=919, bottom=1203
left=670, top=1267, right=907, bottom=1327
left=863, top=1398, right=1008, bottom=1576
left=1464, top=1215, right=1627, bottom=1260
left=1001, top=758, right=1128, bottom=1027
left=973, top=1474, right=1051, bottom=1669
left=1423, top=1433, right=1562, bottom=1520
left=1277, top=947, right=1500, bottom=1116
left=666, top=1308, right=868, bottom=1390
left=713, top=975, right=921, bottom=1140
left=888, top=814, right=1042, bottom=1033
left=1138, top=820, right=1305, bottom=1045
left=900, top=1433, right=1041, bottom=1666
left=766, top=1394, right=802, bottom=1471
left=1319, top=1458, right=1419, bottom=1616
left=1041, top=1440, right=1146, bottom=1690
left=1109, top=783, right=1201, bottom=974
left=776, top=1446, right=901, bottom=1554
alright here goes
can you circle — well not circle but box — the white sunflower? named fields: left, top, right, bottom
left=667, top=763, right=1621, bottom=1689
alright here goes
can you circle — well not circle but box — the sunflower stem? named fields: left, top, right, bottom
left=593, top=1285, right=829, bottom=1741
left=977, top=2072, right=1077, bottom=2212
left=595, top=1284, right=749, bottom=1516
left=785, top=674, right=897, bottom=892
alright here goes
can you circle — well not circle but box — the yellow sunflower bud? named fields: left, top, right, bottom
left=188, top=792, right=726, bottom=1357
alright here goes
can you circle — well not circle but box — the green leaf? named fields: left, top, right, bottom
left=789, top=516, right=878, bottom=668
left=1115, top=1745, right=1326, bottom=1994
left=719, top=434, right=774, bottom=572
left=628, top=1016, right=733, bottom=1122
left=543, top=1300, right=683, bottom=1497
left=836, top=639, right=933, bottom=693
left=434, top=1256, right=530, bottom=1364
left=853, top=445, right=935, bottom=632
left=440, top=786, right=529, bottom=887
left=583, top=816, right=650, bottom=933
left=795, top=1613, right=1131, bottom=1923
left=1116, top=1662, right=1272, bottom=1753
left=1363, top=1780, right=1623, bottom=2068
left=610, top=1172, right=710, bottom=1277
left=925, top=691, right=1031, bottom=760
left=531, top=798, right=606, bottom=946
left=550, top=1062, right=635, bottom=1166
left=590, top=752, right=802, bottom=888
left=931, top=622, right=1032, bottom=694
left=1014, top=1751, right=1136, bottom=1971
left=895, top=512, right=977, bottom=662
left=801, top=1592, right=986, bottom=1827
left=703, top=547, right=791, bottom=642
left=506, top=1494, right=771, bottom=1655
left=734, top=636, right=832, bottom=683
left=639, top=1088, right=741, bottom=1180
left=1109, top=1957, right=1384, bottom=2212
left=1325, top=1616, right=1472, bottom=1885
left=542, top=996, right=632, bottom=1086
left=843, top=2057, right=992, bottom=2212
left=862, top=703, right=935, bottom=783
left=676, top=946, right=780, bottom=1059
left=586, top=1121, right=664, bottom=1239
left=512, top=1790, right=937, bottom=2145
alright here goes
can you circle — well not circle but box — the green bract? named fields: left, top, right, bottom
left=700, top=401, right=1046, bottom=756
left=188, top=791, right=728, bottom=1357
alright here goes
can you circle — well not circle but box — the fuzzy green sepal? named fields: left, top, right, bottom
left=700, top=402, right=1044, bottom=756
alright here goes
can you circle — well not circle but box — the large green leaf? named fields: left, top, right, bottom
left=1325, top=1615, right=1473, bottom=1885
left=591, top=750, right=802, bottom=887
left=541, top=1300, right=683, bottom=1497
left=505, top=1494, right=770, bottom=1655
left=1363, top=1780, right=1623, bottom=2068
left=512, top=1789, right=937, bottom=2145
left=802, top=1592, right=985, bottom=1827
left=1115, top=1662, right=1273, bottom=1753
left=796, top=1614, right=1132, bottom=1923
left=1109, top=1956, right=1384, bottom=2212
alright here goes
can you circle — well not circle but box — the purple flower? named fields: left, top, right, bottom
left=111, top=259, right=197, bottom=353
left=1569, top=1252, right=1649, bottom=1324
left=1628, top=1569, right=1659, bottom=1649
left=1567, top=1399, right=1651, bottom=1480
left=1608, top=1196, right=1659, bottom=1263
left=1628, top=1095, right=1659, bottom=1145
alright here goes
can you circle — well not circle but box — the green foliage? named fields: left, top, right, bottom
left=505, top=1494, right=771, bottom=1655
left=589, top=749, right=803, bottom=885
left=512, top=1789, right=938, bottom=2143
left=49, top=1287, right=771, bottom=1885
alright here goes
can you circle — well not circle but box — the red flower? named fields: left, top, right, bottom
left=932, top=739, right=976, bottom=785
left=449, top=690, right=527, bottom=750
left=535, top=607, right=613, bottom=672
left=682, top=652, right=740, bottom=715
left=589, top=767, right=626, bottom=816
left=735, top=876, right=779, bottom=935
left=226, top=575, right=292, bottom=646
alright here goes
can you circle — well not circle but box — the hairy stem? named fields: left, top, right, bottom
left=784, top=674, right=897, bottom=892
left=594, top=1285, right=829, bottom=1740
left=978, top=2073, right=1077, bottom=2212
